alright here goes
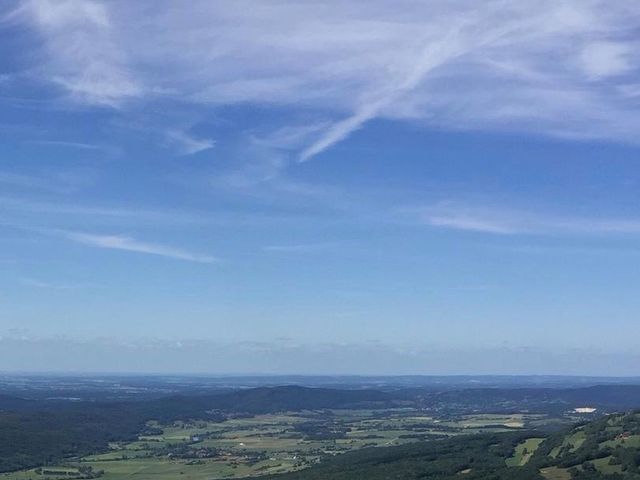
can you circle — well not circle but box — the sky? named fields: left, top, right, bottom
left=1, top=0, right=640, bottom=375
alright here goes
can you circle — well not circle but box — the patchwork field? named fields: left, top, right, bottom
left=4, top=410, right=564, bottom=480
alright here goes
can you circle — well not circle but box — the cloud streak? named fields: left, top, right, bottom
left=418, top=202, right=640, bottom=236
left=262, top=242, right=348, bottom=253
left=298, top=9, right=521, bottom=161
left=62, top=231, right=218, bottom=263
left=0, top=169, right=97, bottom=194
left=19, top=278, right=86, bottom=289
left=165, top=129, right=215, bottom=155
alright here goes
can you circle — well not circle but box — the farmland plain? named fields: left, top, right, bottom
left=4, top=410, right=565, bottom=480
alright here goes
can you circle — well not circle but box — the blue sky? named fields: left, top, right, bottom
left=2, top=0, right=640, bottom=374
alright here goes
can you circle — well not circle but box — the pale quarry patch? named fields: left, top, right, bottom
left=574, top=407, right=597, bottom=414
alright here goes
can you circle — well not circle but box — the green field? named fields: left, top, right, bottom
left=540, top=466, right=572, bottom=480
left=549, top=428, right=587, bottom=458
left=4, top=410, right=564, bottom=480
left=591, top=456, right=624, bottom=475
left=601, top=434, right=640, bottom=449
left=505, top=437, right=545, bottom=466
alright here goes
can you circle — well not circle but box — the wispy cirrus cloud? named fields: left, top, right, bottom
left=17, top=0, right=140, bottom=106
left=27, top=140, right=102, bottom=150
left=165, top=129, right=215, bottom=155
left=417, top=202, right=640, bottom=236
left=0, top=169, right=97, bottom=194
left=262, top=242, right=348, bottom=253
left=62, top=231, right=218, bottom=263
left=19, top=277, right=87, bottom=290
left=12, top=0, right=640, bottom=159
left=297, top=10, right=517, bottom=161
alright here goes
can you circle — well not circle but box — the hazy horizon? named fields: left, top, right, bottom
left=2, top=335, right=640, bottom=376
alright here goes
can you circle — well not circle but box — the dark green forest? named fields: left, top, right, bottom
left=267, top=432, right=543, bottom=480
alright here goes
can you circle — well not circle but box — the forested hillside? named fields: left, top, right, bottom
left=267, top=432, right=543, bottom=480
left=269, top=412, right=640, bottom=480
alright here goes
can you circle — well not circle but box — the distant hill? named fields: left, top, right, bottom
left=415, top=385, right=640, bottom=414
left=178, top=385, right=394, bottom=413
left=133, top=385, right=395, bottom=422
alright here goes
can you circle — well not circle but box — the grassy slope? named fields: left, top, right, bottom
left=506, top=438, right=546, bottom=467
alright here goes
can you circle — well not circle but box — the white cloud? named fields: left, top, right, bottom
left=19, top=278, right=84, bottom=289
left=16, top=0, right=640, bottom=157
left=580, top=41, right=633, bottom=79
left=165, top=129, right=215, bottom=155
left=252, top=123, right=330, bottom=150
left=62, top=231, right=218, bottom=263
left=425, top=211, right=522, bottom=235
left=262, top=242, right=347, bottom=253
left=0, top=169, right=96, bottom=194
left=21, top=0, right=140, bottom=106
left=417, top=202, right=640, bottom=236
left=28, top=140, right=102, bottom=150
